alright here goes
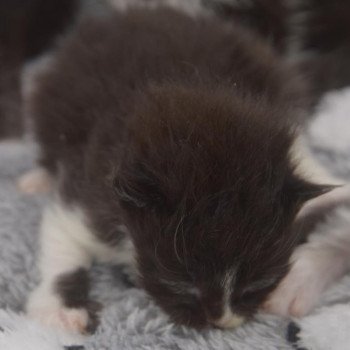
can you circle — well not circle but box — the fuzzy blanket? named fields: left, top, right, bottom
left=0, top=84, right=350, bottom=350
left=1, top=0, right=350, bottom=348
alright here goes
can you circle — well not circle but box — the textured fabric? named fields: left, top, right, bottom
left=292, top=304, right=350, bottom=350
left=1, top=0, right=350, bottom=347
left=0, top=310, right=84, bottom=350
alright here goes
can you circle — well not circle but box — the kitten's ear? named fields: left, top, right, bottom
left=113, top=164, right=165, bottom=209
left=294, top=180, right=340, bottom=203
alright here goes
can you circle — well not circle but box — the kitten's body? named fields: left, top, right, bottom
left=25, top=7, right=343, bottom=332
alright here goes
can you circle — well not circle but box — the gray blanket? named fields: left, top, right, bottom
left=1, top=1, right=350, bottom=348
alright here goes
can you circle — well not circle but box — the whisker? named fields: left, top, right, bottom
left=173, top=214, right=185, bottom=265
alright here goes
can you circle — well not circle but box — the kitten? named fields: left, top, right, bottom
left=24, top=7, right=337, bottom=332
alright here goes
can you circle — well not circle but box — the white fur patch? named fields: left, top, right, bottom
left=213, top=309, right=245, bottom=329
left=212, top=269, right=245, bottom=329
left=27, top=285, right=89, bottom=334
left=221, top=269, right=235, bottom=309
left=27, top=200, right=135, bottom=332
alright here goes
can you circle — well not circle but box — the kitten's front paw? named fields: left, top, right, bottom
left=27, top=287, right=91, bottom=334
left=28, top=305, right=89, bottom=334
left=263, top=246, right=336, bottom=318
left=17, top=168, right=52, bottom=194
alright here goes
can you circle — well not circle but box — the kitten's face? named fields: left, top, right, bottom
left=114, top=85, right=326, bottom=328
left=117, top=178, right=302, bottom=328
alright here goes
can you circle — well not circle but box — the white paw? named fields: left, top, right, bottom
left=264, top=245, right=344, bottom=318
left=28, top=306, right=89, bottom=334
left=27, top=287, right=89, bottom=334
left=17, top=168, right=52, bottom=194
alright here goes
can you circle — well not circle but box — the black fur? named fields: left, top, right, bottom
left=29, top=7, right=326, bottom=328
left=55, top=268, right=101, bottom=333
left=56, top=268, right=90, bottom=309
left=287, top=322, right=307, bottom=350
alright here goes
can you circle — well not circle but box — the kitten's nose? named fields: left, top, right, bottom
left=210, top=310, right=245, bottom=329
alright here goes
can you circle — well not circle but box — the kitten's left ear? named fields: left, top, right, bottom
left=286, top=176, right=341, bottom=205
left=292, top=182, right=343, bottom=236
left=296, top=182, right=341, bottom=203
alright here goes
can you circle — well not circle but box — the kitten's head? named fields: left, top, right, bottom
left=114, top=84, right=331, bottom=328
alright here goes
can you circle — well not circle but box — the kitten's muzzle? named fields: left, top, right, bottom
left=209, top=312, right=246, bottom=329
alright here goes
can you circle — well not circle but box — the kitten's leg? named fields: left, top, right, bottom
left=265, top=207, right=350, bottom=317
left=17, top=167, right=52, bottom=194
left=27, top=201, right=96, bottom=333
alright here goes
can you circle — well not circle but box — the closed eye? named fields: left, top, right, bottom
left=159, top=278, right=201, bottom=297
left=241, top=277, right=278, bottom=295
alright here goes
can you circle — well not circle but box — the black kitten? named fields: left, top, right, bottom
left=25, top=7, right=335, bottom=331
